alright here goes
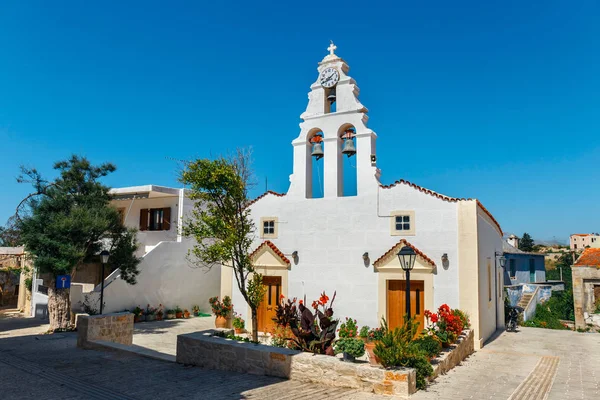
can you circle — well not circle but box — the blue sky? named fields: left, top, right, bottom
left=1, top=1, right=599, bottom=242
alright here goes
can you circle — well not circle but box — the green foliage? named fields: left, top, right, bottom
left=359, top=325, right=369, bottom=339
left=519, top=233, right=535, bottom=252
left=414, top=335, right=442, bottom=359
left=338, top=317, right=358, bottom=338
left=174, top=305, right=183, bottom=314
left=453, top=309, right=471, bottom=329
left=232, top=312, right=245, bottom=329
left=181, top=149, right=261, bottom=341
left=0, top=217, right=21, bottom=247
left=546, top=252, right=574, bottom=288
left=522, top=291, right=573, bottom=329
left=334, top=337, right=365, bottom=358
left=247, top=273, right=267, bottom=309
left=374, top=317, right=433, bottom=390
left=24, top=277, right=33, bottom=292
left=16, top=156, right=141, bottom=282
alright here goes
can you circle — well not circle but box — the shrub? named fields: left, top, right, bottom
left=338, top=317, right=358, bottom=338
left=414, top=335, right=442, bottom=359
left=335, top=337, right=365, bottom=358
left=359, top=325, right=369, bottom=339
left=373, top=317, right=433, bottom=390
left=523, top=290, right=574, bottom=330
left=232, top=312, right=245, bottom=329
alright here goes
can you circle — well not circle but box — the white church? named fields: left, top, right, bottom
left=221, top=43, right=505, bottom=349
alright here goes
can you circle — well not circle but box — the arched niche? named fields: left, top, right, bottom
left=338, top=124, right=357, bottom=197
left=306, top=128, right=324, bottom=199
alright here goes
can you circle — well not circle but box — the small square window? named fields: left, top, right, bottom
left=390, top=211, right=415, bottom=236
left=260, top=217, right=278, bottom=238
left=263, top=220, right=275, bottom=235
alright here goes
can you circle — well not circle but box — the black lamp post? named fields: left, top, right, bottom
left=100, top=250, right=110, bottom=315
left=397, top=245, right=417, bottom=319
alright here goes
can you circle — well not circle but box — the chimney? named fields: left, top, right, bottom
left=508, top=234, right=519, bottom=249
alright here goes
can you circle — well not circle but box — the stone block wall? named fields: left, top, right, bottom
left=177, top=330, right=416, bottom=398
left=77, top=312, right=133, bottom=348
left=572, top=265, right=600, bottom=329
left=431, top=329, right=474, bottom=379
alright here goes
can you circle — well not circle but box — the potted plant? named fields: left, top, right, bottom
left=145, top=304, right=157, bottom=322
left=166, top=309, right=176, bottom=319
left=365, top=326, right=384, bottom=366
left=133, top=306, right=145, bottom=323
left=183, top=309, right=191, bottom=319
left=359, top=325, right=369, bottom=343
left=336, top=317, right=363, bottom=362
left=232, top=312, right=245, bottom=334
left=175, top=306, right=183, bottom=319
left=209, top=296, right=233, bottom=328
left=335, top=337, right=365, bottom=362
left=192, top=304, right=200, bottom=317
left=156, top=304, right=164, bottom=321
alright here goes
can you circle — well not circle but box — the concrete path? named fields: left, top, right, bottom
left=412, top=327, right=600, bottom=400
left=132, top=316, right=214, bottom=356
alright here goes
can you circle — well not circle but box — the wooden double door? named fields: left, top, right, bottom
left=257, top=276, right=281, bottom=333
left=387, top=280, right=425, bottom=332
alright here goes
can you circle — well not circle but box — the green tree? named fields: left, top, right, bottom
left=181, top=149, right=266, bottom=342
left=519, top=233, right=535, bottom=252
left=16, top=156, right=141, bottom=331
left=0, top=216, right=21, bottom=247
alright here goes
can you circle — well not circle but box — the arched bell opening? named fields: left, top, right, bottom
left=338, top=125, right=357, bottom=197
left=306, top=129, right=324, bottom=199
left=325, top=87, right=336, bottom=114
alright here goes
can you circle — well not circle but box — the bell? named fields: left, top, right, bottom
left=327, top=88, right=336, bottom=104
left=341, top=138, right=356, bottom=157
left=311, top=142, right=324, bottom=160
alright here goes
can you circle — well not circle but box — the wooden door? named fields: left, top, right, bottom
left=387, top=280, right=425, bottom=332
left=257, top=276, right=281, bottom=333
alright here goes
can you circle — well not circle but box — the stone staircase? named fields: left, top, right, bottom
left=518, top=292, right=534, bottom=309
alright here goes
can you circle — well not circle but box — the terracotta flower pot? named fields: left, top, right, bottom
left=365, top=342, right=380, bottom=366
left=134, top=315, right=145, bottom=323
left=176, top=312, right=183, bottom=319
left=156, top=314, right=163, bottom=321
left=183, top=312, right=190, bottom=319
left=215, top=316, right=228, bottom=328
left=234, top=328, right=244, bottom=335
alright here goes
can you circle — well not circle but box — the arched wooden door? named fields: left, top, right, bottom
left=257, top=276, right=281, bottom=333
left=387, top=280, right=425, bottom=332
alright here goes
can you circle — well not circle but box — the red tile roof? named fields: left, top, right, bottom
left=572, top=233, right=591, bottom=237
left=246, top=190, right=286, bottom=208
left=249, top=240, right=290, bottom=265
left=574, top=248, right=600, bottom=266
left=373, top=239, right=436, bottom=268
left=379, top=179, right=503, bottom=236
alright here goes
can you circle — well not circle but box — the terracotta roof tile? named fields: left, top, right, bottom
left=249, top=240, right=290, bottom=265
left=379, top=179, right=503, bottom=236
left=246, top=190, right=286, bottom=208
left=373, top=239, right=436, bottom=268
left=572, top=233, right=591, bottom=237
left=574, top=248, right=600, bottom=266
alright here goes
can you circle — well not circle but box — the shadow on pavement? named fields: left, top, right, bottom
left=132, top=318, right=187, bottom=335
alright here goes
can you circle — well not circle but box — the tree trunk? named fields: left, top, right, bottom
left=251, top=307, right=258, bottom=342
left=47, top=286, right=71, bottom=331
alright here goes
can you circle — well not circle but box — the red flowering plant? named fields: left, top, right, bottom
left=338, top=317, right=359, bottom=338
left=272, top=291, right=339, bottom=355
left=423, top=304, right=465, bottom=345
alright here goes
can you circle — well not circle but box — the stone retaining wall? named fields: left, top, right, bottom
left=77, top=312, right=133, bottom=348
left=177, top=330, right=416, bottom=398
left=431, top=329, right=474, bottom=379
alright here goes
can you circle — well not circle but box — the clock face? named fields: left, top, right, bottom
left=319, top=67, right=340, bottom=88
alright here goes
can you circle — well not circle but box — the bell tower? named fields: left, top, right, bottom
left=288, top=42, right=380, bottom=199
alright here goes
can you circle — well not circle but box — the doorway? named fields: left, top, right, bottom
left=387, top=280, right=425, bottom=332
left=257, top=276, right=281, bottom=333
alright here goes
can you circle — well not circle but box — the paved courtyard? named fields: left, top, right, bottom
left=1, top=311, right=599, bottom=399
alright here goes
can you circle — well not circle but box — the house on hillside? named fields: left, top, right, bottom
left=570, top=233, right=600, bottom=250
left=572, top=248, right=600, bottom=330
left=502, top=241, right=546, bottom=285
left=72, top=185, right=221, bottom=315
left=221, top=44, right=506, bottom=349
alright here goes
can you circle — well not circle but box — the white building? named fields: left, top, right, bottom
left=570, top=233, right=600, bottom=250
left=222, top=44, right=505, bottom=349
left=74, top=185, right=221, bottom=314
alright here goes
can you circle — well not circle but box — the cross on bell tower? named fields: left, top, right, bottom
left=327, top=41, right=337, bottom=56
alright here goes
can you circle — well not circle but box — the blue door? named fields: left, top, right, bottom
left=529, top=258, right=535, bottom=282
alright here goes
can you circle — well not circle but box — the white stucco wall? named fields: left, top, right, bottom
left=230, top=184, right=460, bottom=331
left=476, top=209, right=504, bottom=345
left=92, top=238, right=221, bottom=314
